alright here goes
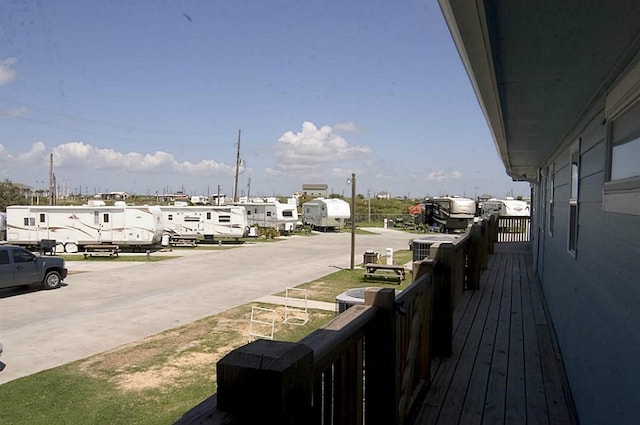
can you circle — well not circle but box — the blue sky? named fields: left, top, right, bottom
left=0, top=0, right=529, bottom=199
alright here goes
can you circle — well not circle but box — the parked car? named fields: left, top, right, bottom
left=0, top=245, right=68, bottom=290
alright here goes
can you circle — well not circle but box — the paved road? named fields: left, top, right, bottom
left=0, top=228, right=414, bottom=384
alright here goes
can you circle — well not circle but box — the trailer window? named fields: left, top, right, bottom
left=39, top=213, right=46, bottom=223
left=267, top=211, right=272, bottom=217
left=219, top=215, right=231, bottom=223
left=168, top=214, right=173, bottom=221
left=282, top=210, right=293, bottom=217
left=207, top=212, right=212, bottom=220
left=23, top=217, right=35, bottom=226
left=94, top=211, right=99, bottom=225
left=103, top=214, right=109, bottom=223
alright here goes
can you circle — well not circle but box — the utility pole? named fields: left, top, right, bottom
left=349, top=173, right=356, bottom=270
left=232, top=129, right=241, bottom=202
left=49, top=153, right=56, bottom=206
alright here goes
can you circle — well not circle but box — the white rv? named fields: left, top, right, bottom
left=5, top=201, right=163, bottom=252
left=302, top=198, right=351, bottom=230
left=236, top=197, right=299, bottom=234
left=158, top=204, right=248, bottom=241
left=425, top=196, right=477, bottom=232
left=480, top=198, right=530, bottom=217
left=0, top=212, right=6, bottom=241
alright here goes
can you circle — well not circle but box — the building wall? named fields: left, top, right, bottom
left=537, top=105, right=640, bottom=424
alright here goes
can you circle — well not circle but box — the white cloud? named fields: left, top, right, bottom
left=51, top=142, right=234, bottom=176
left=5, top=141, right=47, bottom=163
left=426, top=169, right=463, bottom=182
left=0, top=57, right=17, bottom=87
left=3, top=106, right=28, bottom=117
left=333, top=121, right=358, bottom=133
left=271, top=121, right=371, bottom=174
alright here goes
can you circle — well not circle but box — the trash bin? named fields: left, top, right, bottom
left=39, top=239, right=56, bottom=255
left=363, top=250, right=378, bottom=264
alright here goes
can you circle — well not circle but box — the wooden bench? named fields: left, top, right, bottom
left=170, top=235, right=199, bottom=247
left=83, top=244, right=120, bottom=258
left=363, top=263, right=406, bottom=284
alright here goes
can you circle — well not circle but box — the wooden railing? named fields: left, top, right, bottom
left=495, top=215, right=531, bottom=242
left=175, top=217, right=496, bottom=425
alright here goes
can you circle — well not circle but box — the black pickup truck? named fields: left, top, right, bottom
left=0, top=244, right=68, bottom=290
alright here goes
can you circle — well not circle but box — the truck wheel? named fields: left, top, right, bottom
left=42, top=271, right=62, bottom=290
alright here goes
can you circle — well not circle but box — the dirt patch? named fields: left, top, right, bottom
left=75, top=303, right=331, bottom=393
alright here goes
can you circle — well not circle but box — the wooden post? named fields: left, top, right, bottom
left=364, top=288, right=397, bottom=424
left=412, top=258, right=434, bottom=282
left=217, top=339, right=313, bottom=424
left=488, top=214, right=498, bottom=252
left=431, top=243, right=454, bottom=357
left=480, top=218, right=489, bottom=270
left=467, top=224, right=481, bottom=290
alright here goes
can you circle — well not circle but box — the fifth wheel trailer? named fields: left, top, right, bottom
left=4, top=202, right=163, bottom=252
left=424, top=196, right=476, bottom=232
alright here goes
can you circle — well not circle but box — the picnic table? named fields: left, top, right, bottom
left=83, top=244, right=120, bottom=258
left=363, top=263, right=406, bottom=284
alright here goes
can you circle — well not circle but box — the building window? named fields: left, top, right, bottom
left=547, top=163, right=554, bottom=236
left=568, top=141, right=580, bottom=256
left=603, top=58, right=640, bottom=215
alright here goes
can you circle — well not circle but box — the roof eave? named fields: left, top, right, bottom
left=439, top=0, right=529, bottom=182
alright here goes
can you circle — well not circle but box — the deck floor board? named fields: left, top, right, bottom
left=411, top=243, right=577, bottom=425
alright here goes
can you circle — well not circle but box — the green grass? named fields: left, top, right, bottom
left=0, top=250, right=415, bottom=424
left=275, top=249, right=414, bottom=302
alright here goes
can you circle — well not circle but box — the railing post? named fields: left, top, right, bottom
left=488, top=214, right=498, bottom=252
left=432, top=243, right=454, bottom=358
left=467, top=223, right=481, bottom=290
left=480, top=218, right=489, bottom=270
left=216, top=339, right=313, bottom=424
left=364, top=288, right=397, bottom=425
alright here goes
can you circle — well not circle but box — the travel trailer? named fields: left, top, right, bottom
left=4, top=202, right=163, bottom=252
left=236, top=197, right=299, bottom=234
left=425, top=196, right=476, bottom=232
left=158, top=203, right=248, bottom=241
left=302, top=198, right=351, bottom=231
left=480, top=198, right=530, bottom=217
left=0, top=212, right=6, bottom=241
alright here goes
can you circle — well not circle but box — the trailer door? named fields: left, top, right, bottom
left=96, top=210, right=114, bottom=242
left=35, top=211, right=49, bottom=242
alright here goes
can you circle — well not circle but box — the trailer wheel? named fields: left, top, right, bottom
left=42, top=271, right=62, bottom=290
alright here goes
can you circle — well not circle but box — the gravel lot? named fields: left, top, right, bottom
left=0, top=228, right=413, bottom=384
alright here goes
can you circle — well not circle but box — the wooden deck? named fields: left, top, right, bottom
left=412, top=242, right=579, bottom=425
